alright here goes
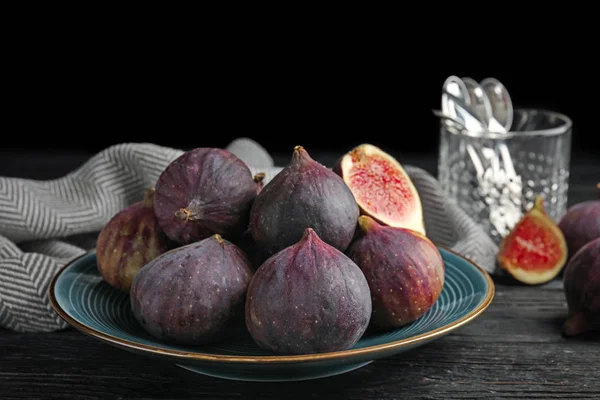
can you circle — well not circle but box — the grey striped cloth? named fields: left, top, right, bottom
left=0, top=138, right=498, bottom=333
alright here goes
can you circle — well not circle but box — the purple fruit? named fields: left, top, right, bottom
left=96, top=188, right=169, bottom=292
left=130, top=234, right=254, bottom=345
left=562, top=237, right=600, bottom=337
left=558, top=198, right=600, bottom=259
left=153, top=148, right=257, bottom=245
left=245, top=228, right=372, bottom=355
left=249, top=146, right=359, bottom=257
left=346, top=215, right=445, bottom=331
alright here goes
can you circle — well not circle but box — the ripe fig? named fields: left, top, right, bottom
left=245, top=228, right=372, bottom=355
left=346, top=215, right=445, bottom=331
left=96, top=188, right=168, bottom=292
left=130, top=234, right=254, bottom=345
left=562, top=237, right=600, bottom=337
left=558, top=186, right=599, bottom=259
left=153, top=148, right=257, bottom=245
left=497, top=196, right=568, bottom=285
left=249, top=146, right=360, bottom=257
left=333, top=143, right=425, bottom=235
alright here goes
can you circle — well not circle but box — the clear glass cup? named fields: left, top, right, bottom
left=437, top=108, right=572, bottom=244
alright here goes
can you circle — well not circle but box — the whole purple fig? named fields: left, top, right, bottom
left=346, top=215, right=445, bottom=331
left=249, top=146, right=359, bottom=257
left=562, top=237, right=600, bottom=337
left=558, top=196, right=600, bottom=260
left=153, top=148, right=258, bottom=245
left=130, top=234, right=254, bottom=345
left=245, top=228, right=371, bottom=355
left=96, top=188, right=168, bottom=292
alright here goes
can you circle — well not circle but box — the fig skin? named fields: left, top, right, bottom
left=245, top=228, right=372, bottom=355
left=562, top=237, right=600, bottom=337
left=130, top=234, right=254, bottom=345
left=333, top=143, right=426, bottom=236
left=96, top=188, right=168, bottom=292
left=346, top=215, right=445, bottom=331
left=558, top=199, right=600, bottom=260
left=153, top=148, right=258, bottom=245
left=497, top=196, right=568, bottom=285
left=249, top=146, right=360, bottom=257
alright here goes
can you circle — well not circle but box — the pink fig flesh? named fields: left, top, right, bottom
left=497, top=196, right=568, bottom=285
left=333, top=143, right=425, bottom=235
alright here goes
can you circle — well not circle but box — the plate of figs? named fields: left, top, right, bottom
left=49, top=144, right=495, bottom=382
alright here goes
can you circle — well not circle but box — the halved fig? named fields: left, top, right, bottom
left=333, top=143, right=425, bottom=235
left=497, top=196, right=568, bottom=285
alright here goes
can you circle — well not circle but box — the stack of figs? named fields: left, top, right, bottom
left=96, top=144, right=446, bottom=354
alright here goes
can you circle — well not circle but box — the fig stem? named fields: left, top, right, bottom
left=175, top=208, right=193, bottom=222
left=214, top=234, right=224, bottom=244
left=533, top=195, right=545, bottom=212
left=563, top=310, right=587, bottom=337
left=299, top=228, right=321, bottom=244
left=302, top=227, right=314, bottom=238
left=358, top=215, right=380, bottom=232
left=254, top=172, right=265, bottom=183
left=291, top=145, right=312, bottom=165
left=142, top=187, right=156, bottom=207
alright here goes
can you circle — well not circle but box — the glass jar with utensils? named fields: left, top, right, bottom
left=436, top=76, right=572, bottom=244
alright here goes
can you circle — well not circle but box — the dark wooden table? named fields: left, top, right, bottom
left=1, top=148, right=599, bottom=400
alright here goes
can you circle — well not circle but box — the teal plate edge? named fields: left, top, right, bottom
left=48, top=247, right=495, bottom=369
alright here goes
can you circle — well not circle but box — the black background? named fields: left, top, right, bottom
left=4, top=43, right=598, bottom=160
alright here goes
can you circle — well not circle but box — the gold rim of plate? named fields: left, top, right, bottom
left=49, top=246, right=495, bottom=365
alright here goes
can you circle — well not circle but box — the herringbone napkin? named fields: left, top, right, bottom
left=0, top=138, right=498, bottom=333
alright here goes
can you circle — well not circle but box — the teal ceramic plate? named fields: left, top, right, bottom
left=49, top=248, right=494, bottom=382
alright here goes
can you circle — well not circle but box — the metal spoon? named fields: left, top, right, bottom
left=443, top=75, right=470, bottom=103
left=463, top=77, right=508, bottom=134
left=480, top=77, right=514, bottom=131
left=462, top=77, right=492, bottom=126
left=442, top=92, right=487, bottom=134
left=432, top=109, right=467, bottom=130
left=442, top=75, right=470, bottom=116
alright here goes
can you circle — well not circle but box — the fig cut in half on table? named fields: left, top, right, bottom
left=333, top=143, right=425, bottom=235
left=497, top=196, right=568, bottom=285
